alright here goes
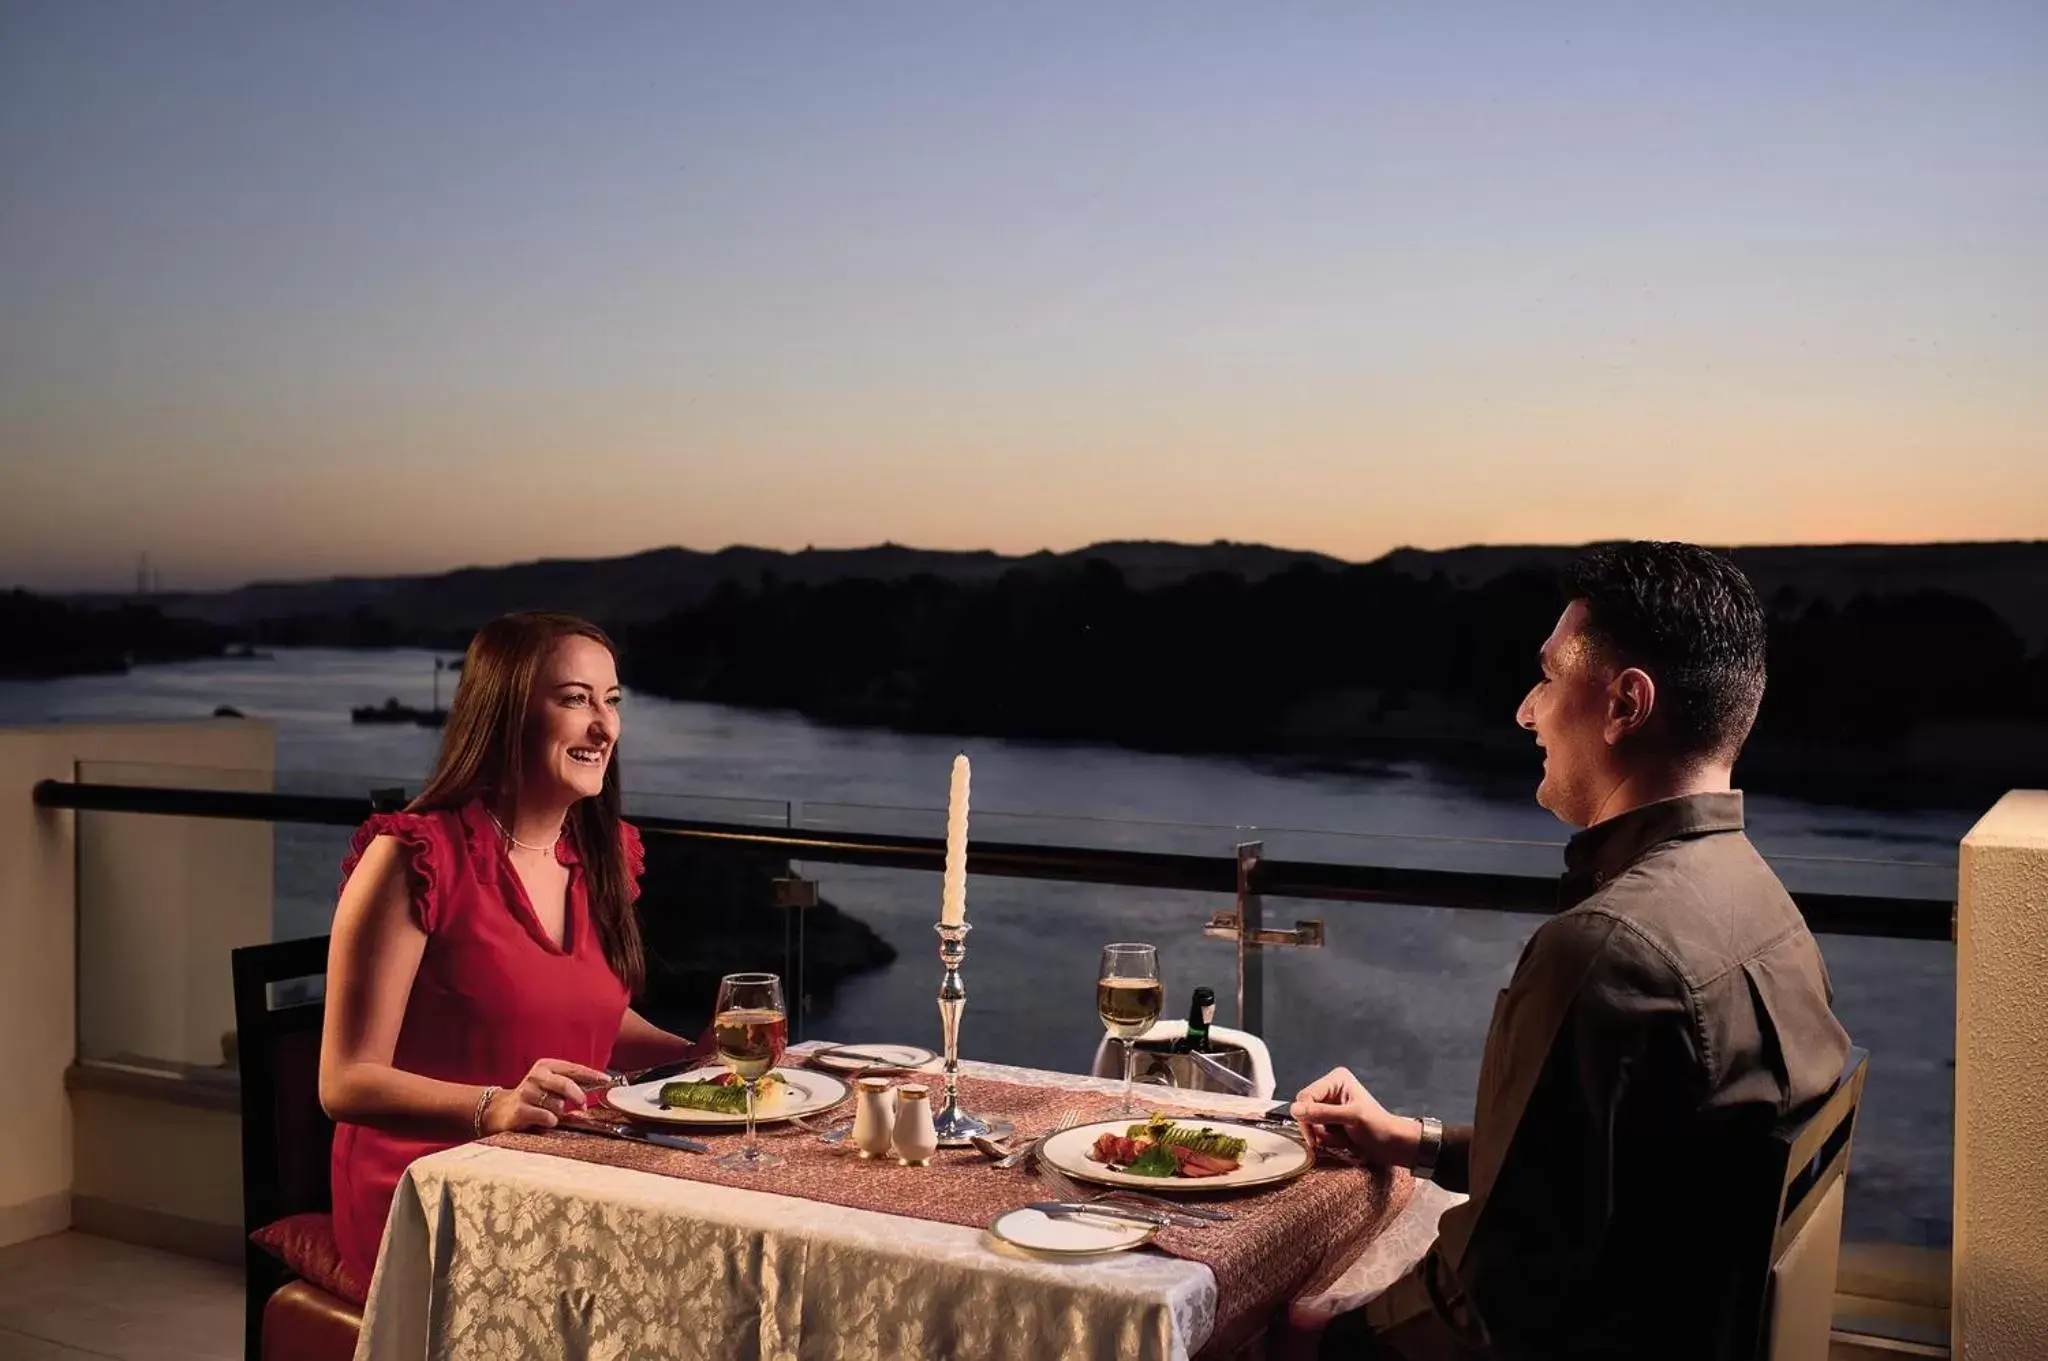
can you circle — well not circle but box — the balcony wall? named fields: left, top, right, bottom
left=1954, top=790, right=2048, bottom=1361
left=0, top=721, right=273, bottom=1253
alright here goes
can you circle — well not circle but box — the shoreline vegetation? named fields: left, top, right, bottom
left=10, top=540, right=2048, bottom=810
left=3, top=588, right=234, bottom=678
left=613, top=563, right=2048, bottom=811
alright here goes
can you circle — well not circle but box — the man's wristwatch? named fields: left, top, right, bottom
left=1412, top=1115, right=1444, bottom=1182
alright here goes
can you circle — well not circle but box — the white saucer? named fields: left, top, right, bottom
left=807, top=1043, right=938, bottom=1074
left=987, top=1206, right=1156, bottom=1256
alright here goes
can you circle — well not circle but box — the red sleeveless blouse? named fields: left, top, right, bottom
left=328, top=799, right=642, bottom=1291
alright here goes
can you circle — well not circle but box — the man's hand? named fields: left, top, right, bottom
left=1290, top=1066, right=1421, bottom=1168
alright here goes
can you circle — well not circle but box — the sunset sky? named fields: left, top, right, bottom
left=3, top=3, right=2044, bottom=592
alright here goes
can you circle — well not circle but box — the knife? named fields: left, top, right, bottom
left=556, top=1122, right=710, bottom=1154
left=1078, top=1190, right=1232, bottom=1222
left=814, top=1046, right=901, bottom=1065
left=605, top=1058, right=703, bottom=1086
left=1026, top=1201, right=1172, bottom=1228
left=1178, top=1109, right=1302, bottom=1138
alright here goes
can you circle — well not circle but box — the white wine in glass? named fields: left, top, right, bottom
left=715, top=1008, right=785, bottom=1080
left=1098, top=944, right=1161, bottom=1116
left=712, top=972, right=787, bottom=1171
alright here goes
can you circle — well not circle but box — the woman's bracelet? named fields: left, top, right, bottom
left=472, top=1085, right=500, bottom=1137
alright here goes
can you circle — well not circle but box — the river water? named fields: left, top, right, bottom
left=2, top=648, right=1965, bottom=1245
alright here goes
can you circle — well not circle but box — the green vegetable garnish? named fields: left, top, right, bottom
left=1124, top=1142, right=1182, bottom=1177
left=657, top=1072, right=790, bottom=1113
left=1123, top=1121, right=1248, bottom=1160
left=658, top=1081, right=749, bottom=1113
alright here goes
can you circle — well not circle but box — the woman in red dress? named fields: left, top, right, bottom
left=319, top=612, right=701, bottom=1291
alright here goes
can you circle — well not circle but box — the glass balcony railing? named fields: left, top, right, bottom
left=45, top=761, right=1956, bottom=1266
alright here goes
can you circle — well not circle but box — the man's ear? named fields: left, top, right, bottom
left=1605, top=667, right=1656, bottom=745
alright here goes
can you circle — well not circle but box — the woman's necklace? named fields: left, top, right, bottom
left=488, top=808, right=561, bottom=855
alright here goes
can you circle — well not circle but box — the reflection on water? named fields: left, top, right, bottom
left=6, top=648, right=1966, bottom=1245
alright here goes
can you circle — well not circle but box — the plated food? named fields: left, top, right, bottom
left=1040, top=1113, right=1310, bottom=1193
left=602, top=1066, right=849, bottom=1128
left=656, top=1071, right=795, bottom=1116
left=1086, top=1116, right=1247, bottom=1179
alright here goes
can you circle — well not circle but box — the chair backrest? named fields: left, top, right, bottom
left=1730, top=1047, right=1869, bottom=1361
left=233, top=935, right=337, bottom=1228
left=231, top=935, right=335, bottom=1360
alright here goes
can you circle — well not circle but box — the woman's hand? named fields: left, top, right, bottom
left=1290, top=1066, right=1421, bottom=1168
left=480, top=1058, right=614, bottom=1134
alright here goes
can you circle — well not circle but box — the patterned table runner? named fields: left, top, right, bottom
left=490, top=1072, right=1412, bottom=1348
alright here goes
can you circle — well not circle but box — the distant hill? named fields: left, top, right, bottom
left=32, top=537, right=2048, bottom=802
left=1380, top=540, right=2048, bottom=648
left=68, top=536, right=2048, bottom=646
left=78, top=540, right=1348, bottom=635
left=0, top=590, right=232, bottom=678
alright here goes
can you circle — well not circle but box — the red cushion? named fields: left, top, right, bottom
left=250, top=1212, right=368, bottom=1305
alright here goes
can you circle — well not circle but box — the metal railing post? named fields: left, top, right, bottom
left=1238, top=840, right=1263, bottom=1034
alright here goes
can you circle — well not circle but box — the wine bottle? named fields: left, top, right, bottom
left=1174, top=986, right=1216, bottom=1054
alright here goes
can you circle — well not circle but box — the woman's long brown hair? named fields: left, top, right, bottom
left=411, top=612, right=644, bottom=994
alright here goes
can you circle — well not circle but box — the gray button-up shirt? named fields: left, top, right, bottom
left=1422, top=792, right=1852, bottom=1359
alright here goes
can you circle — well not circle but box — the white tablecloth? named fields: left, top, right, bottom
left=353, top=1053, right=1450, bottom=1361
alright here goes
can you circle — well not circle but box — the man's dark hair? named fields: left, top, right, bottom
left=1560, top=541, right=1767, bottom=761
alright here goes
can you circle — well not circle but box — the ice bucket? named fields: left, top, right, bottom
left=1129, top=1038, right=1257, bottom=1095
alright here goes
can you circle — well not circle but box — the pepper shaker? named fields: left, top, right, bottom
left=891, top=1084, right=938, bottom=1166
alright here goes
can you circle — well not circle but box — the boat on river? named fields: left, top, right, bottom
left=349, top=697, right=447, bottom=727
left=348, top=657, right=456, bottom=726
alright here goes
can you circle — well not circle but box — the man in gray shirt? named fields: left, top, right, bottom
left=1301, top=541, right=1852, bottom=1359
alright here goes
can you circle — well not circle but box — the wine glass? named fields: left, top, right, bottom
left=712, top=972, right=788, bottom=1171
left=1097, top=943, right=1162, bottom=1116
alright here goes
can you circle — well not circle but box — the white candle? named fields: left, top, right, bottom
left=940, top=753, right=971, bottom=925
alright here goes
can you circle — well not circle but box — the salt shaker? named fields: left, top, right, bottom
left=850, top=1077, right=898, bottom=1160
left=891, top=1083, right=938, bottom=1166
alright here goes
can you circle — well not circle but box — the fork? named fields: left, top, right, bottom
left=995, top=1108, right=1079, bottom=1170
left=1036, top=1160, right=1227, bottom=1227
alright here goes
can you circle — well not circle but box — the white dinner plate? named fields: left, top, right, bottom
left=806, top=1043, right=938, bottom=1074
left=1038, top=1118, right=1311, bottom=1193
left=987, top=1206, right=1156, bottom=1256
left=602, top=1066, right=850, bottom=1127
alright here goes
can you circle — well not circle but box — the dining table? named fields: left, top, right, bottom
left=352, top=1043, right=1462, bottom=1361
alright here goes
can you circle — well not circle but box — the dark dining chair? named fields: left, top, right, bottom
left=232, top=935, right=364, bottom=1361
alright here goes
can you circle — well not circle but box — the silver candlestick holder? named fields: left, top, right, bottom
left=931, top=920, right=992, bottom=1145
